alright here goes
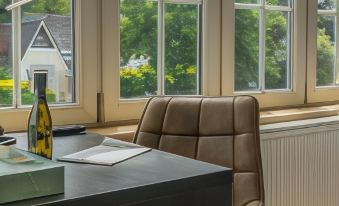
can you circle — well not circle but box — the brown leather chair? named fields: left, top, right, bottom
left=133, top=96, right=264, bottom=206
left=0, top=125, right=4, bottom=136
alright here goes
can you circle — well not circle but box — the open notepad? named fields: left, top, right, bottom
left=57, top=138, right=151, bottom=166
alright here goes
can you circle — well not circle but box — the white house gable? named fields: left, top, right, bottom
left=32, top=27, right=54, bottom=48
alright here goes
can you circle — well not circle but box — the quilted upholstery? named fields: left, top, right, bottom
left=133, top=96, right=264, bottom=206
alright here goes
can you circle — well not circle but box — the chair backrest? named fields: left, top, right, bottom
left=133, top=96, right=264, bottom=206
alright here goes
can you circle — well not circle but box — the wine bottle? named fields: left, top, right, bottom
left=27, top=70, right=53, bottom=159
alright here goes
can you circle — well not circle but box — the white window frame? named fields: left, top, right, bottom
left=307, top=0, right=339, bottom=103
left=222, top=0, right=306, bottom=108
left=0, top=0, right=98, bottom=131
left=102, top=0, right=220, bottom=122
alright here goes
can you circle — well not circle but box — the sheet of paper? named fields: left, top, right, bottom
left=57, top=140, right=151, bottom=166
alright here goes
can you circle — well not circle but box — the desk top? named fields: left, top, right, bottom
left=5, top=133, right=232, bottom=206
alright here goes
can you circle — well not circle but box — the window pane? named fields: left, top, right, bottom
left=164, top=3, right=200, bottom=95
left=317, top=15, right=336, bottom=86
left=21, top=0, right=74, bottom=105
left=235, top=0, right=260, bottom=4
left=318, top=0, right=336, bottom=10
left=235, top=9, right=260, bottom=91
left=0, top=0, right=13, bottom=107
left=265, top=0, right=289, bottom=7
left=120, top=0, right=157, bottom=99
left=265, top=11, right=290, bottom=90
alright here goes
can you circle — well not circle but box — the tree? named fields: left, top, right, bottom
left=165, top=64, right=197, bottom=95
left=0, top=0, right=11, bottom=23
left=265, top=11, right=288, bottom=89
left=235, top=9, right=259, bottom=91
left=120, top=64, right=156, bottom=98
left=22, top=0, right=71, bottom=16
left=120, top=0, right=157, bottom=68
left=119, top=0, right=199, bottom=97
left=0, top=67, right=12, bottom=106
left=317, top=28, right=335, bottom=86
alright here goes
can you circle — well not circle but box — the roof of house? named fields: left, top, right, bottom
left=0, top=14, right=72, bottom=69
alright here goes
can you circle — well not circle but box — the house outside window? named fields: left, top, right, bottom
left=0, top=0, right=74, bottom=107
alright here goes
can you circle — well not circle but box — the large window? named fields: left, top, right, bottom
left=0, top=0, right=74, bottom=107
left=119, top=0, right=202, bottom=99
left=234, top=0, right=293, bottom=92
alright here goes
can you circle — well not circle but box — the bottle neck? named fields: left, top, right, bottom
left=34, top=72, right=47, bottom=98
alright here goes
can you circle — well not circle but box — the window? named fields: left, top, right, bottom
left=21, top=0, right=74, bottom=105
left=234, top=0, right=293, bottom=92
left=0, top=1, right=98, bottom=131
left=119, top=0, right=202, bottom=99
left=317, top=0, right=337, bottom=87
left=222, top=0, right=305, bottom=107
left=0, top=0, right=74, bottom=108
left=307, top=0, right=339, bottom=102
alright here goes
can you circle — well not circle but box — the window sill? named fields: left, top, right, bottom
left=260, top=104, right=339, bottom=125
left=86, top=104, right=339, bottom=138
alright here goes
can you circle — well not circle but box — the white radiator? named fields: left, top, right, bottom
left=261, top=124, right=339, bottom=206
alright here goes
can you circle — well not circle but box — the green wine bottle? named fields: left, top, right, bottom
left=27, top=70, right=53, bottom=159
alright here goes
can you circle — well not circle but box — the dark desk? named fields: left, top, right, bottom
left=6, top=133, right=232, bottom=206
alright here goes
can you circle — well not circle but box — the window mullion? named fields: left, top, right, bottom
left=318, top=10, right=336, bottom=15
left=157, top=0, right=165, bottom=95
left=12, top=5, right=21, bottom=107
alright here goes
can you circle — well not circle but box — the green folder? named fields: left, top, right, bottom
left=0, top=146, right=64, bottom=204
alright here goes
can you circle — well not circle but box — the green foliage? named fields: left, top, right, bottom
left=235, top=9, right=259, bottom=91
left=235, top=6, right=335, bottom=90
left=0, top=0, right=11, bottom=23
left=120, top=64, right=157, bottom=98
left=164, top=4, right=198, bottom=69
left=0, top=66, right=10, bottom=79
left=21, top=88, right=34, bottom=104
left=165, top=64, right=197, bottom=95
left=318, top=0, right=335, bottom=10
left=0, top=66, right=56, bottom=106
left=317, top=28, right=335, bottom=86
left=120, top=1, right=199, bottom=97
left=120, top=0, right=157, bottom=68
left=0, top=66, right=11, bottom=106
left=22, top=0, right=71, bottom=16
left=264, top=11, right=288, bottom=89
left=120, top=64, right=197, bottom=97
left=21, top=88, right=56, bottom=105
left=0, top=88, right=11, bottom=106
left=0, top=0, right=71, bottom=23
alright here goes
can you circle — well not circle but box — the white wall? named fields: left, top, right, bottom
left=21, top=48, right=69, bottom=102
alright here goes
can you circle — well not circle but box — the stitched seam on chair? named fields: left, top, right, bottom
left=156, top=97, right=173, bottom=149
left=133, top=97, right=154, bottom=143
left=194, top=98, right=203, bottom=159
